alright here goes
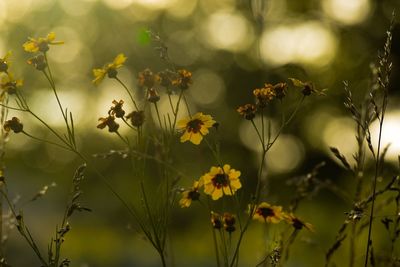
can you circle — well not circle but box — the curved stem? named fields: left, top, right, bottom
left=114, top=77, right=139, bottom=111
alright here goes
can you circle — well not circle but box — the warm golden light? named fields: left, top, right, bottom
left=259, top=21, right=337, bottom=67
left=322, top=0, right=371, bottom=25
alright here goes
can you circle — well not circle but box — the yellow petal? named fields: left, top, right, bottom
left=180, top=131, right=191, bottom=143
left=47, top=32, right=56, bottom=42
left=177, top=118, right=189, bottom=129
left=223, top=186, right=233, bottom=195
left=23, top=41, right=39, bottom=53
left=113, top=53, right=127, bottom=67
left=230, top=179, right=242, bottom=189
left=204, top=184, right=214, bottom=195
left=92, top=69, right=106, bottom=85
left=190, top=133, right=202, bottom=145
left=212, top=189, right=223, bottom=200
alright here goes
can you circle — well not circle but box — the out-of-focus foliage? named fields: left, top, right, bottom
left=0, top=0, right=399, bottom=266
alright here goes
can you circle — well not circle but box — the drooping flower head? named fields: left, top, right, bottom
left=27, top=54, right=47, bottom=71
left=138, top=68, right=157, bottom=89
left=211, top=212, right=222, bottom=229
left=92, top=53, right=127, bottom=85
left=0, top=73, right=23, bottom=96
left=273, top=82, right=288, bottom=99
left=126, top=110, right=145, bottom=127
left=289, top=78, right=326, bottom=96
left=179, top=180, right=202, bottom=208
left=223, top=212, right=236, bottom=233
left=252, top=202, right=284, bottom=223
left=4, top=117, right=23, bottom=133
left=284, top=213, right=314, bottom=232
left=237, top=104, right=256, bottom=120
left=109, top=100, right=125, bottom=118
left=177, top=112, right=215, bottom=145
left=0, top=52, right=12, bottom=73
left=173, top=69, right=192, bottom=90
left=23, top=32, right=64, bottom=53
left=202, top=164, right=242, bottom=200
left=97, top=115, right=119, bottom=133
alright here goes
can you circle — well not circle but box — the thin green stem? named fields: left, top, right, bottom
left=22, top=131, right=73, bottom=152
left=114, top=77, right=139, bottom=111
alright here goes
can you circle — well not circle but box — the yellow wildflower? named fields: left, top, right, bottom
left=252, top=202, right=284, bottom=223
left=211, top=212, right=222, bottom=229
left=202, top=164, right=242, bottom=200
left=179, top=180, right=202, bottom=208
left=177, top=112, right=215, bottom=145
left=223, top=212, right=236, bottom=233
left=0, top=73, right=23, bottom=96
left=289, top=78, right=327, bottom=96
left=284, top=213, right=314, bottom=232
left=23, top=32, right=64, bottom=53
left=92, top=54, right=127, bottom=85
left=0, top=51, right=12, bottom=73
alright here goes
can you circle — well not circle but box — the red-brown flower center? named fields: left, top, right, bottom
left=212, top=173, right=229, bottom=189
left=187, top=119, right=203, bottom=133
left=257, top=207, right=274, bottom=219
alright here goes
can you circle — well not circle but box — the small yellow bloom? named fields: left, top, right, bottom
left=210, top=211, right=222, bottom=229
left=23, top=32, right=64, bottom=53
left=252, top=202, right=284, bottom=223
left=202, top=164, right=242, bottom=200
left=284, top=213, right=314, bottom=232
left=92, top=54, right=127, bottom=85
left=0, top=51, right=12, bottom=73
left=179, top=180, right=202, bottom=208
left=177, top=112, right=215, bottom=145
left=289, top=78, right=327, bottom=96
left=0, top=73, right=23, bottom=97
left=223, top=212, right=236, bottom=233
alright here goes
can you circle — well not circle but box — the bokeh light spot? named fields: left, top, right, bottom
left=322, top=0, right=371, bottom=25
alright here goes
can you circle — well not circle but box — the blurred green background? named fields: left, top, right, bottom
left=1, top=0, right=400, bottom=266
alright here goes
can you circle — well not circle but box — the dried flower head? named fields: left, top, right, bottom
left=237, top=104, right=256, bottom=120
left=92, top=54, right=127, bottom=85
left=109, top=100, right=125, bottom=118
left=138, top=68, right=157, bottom=88
left=253, top=84, right=275, bottom=107
left=157, top=70, right=174, bottom=88
left=211, top=212, right=222, bottom=229
left=173, top=69, right=192, bottom=90
left=284, top=213, right=314, bottom=232
left=4, top=117, right=23, bottom=133
left=126, top=110, right=145, bottom=127
left=97, top=115, right=119, bottom=133
left=23, top=32, right=64, bottom=53
left=179, top=180, right=202, bottom=208
left=202, top=164, right=242, bottom=200
left=177, top=112, right=215, bottom=145
left=252, top=202, right=284, bottom=223
left=273, top=82, right=288, bottom=99
left=27, top=54, right=47, bottom=71
left=0, top=73, right=23, bottom=95
left=223, top=213, right=236, bottom=233
left=146, top=88, right=160, bottom=103
left=0, top=52, right=11, bottom=73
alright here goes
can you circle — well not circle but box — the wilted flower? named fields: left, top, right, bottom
left=92, top=54, right=127, bottom=85
left=109, top=100, right=125, bottom=118
left=179, top=180, right=202, bottom=208
left=223, top=213, right=236, bottom=233
left=173, top=69, right=192, bottom=90
left=126, top=110, right=145, bottom=127
left=97, top=115, right=119, bottom=133
left=252, top=202, right=284, bottom=223
left=211, top=212, right=222, bottom=229
left=23, top=32, right=64, bottom=53
left=4, top=117, right=23, bottom=133
left=138, top=68, right=157, bottom=88
left=202, top=164, right=242, bottom=200
left=0, top=52, right=11, bottom=73
left=237, top=104, right=256, bottom=120
left=27, top=54, right=47, bottom=71
left=0, top=73, right=23, bottom=95
left=177, top=112, right=215, bottom=145
left=157, top=70, right=174, bottom=88
left=253, top=84, right=275, bottom=107
left=146, top=88, right=160, bottom=103
left=273, top=82, right=288, bottom=99
left=284, top=213, right=314, bottom=232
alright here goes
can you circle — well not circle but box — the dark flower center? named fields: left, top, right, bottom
left=257, top=207, right=274, bottom=219
left=292, top=218, right=304, bottom=230
left=187, top=119, right=203, bottom=133
left=0, top=61, right=8, bottom=72
left=212, top=173, right=229, bottom=189
left=188, top=190, right=200, bottom=201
